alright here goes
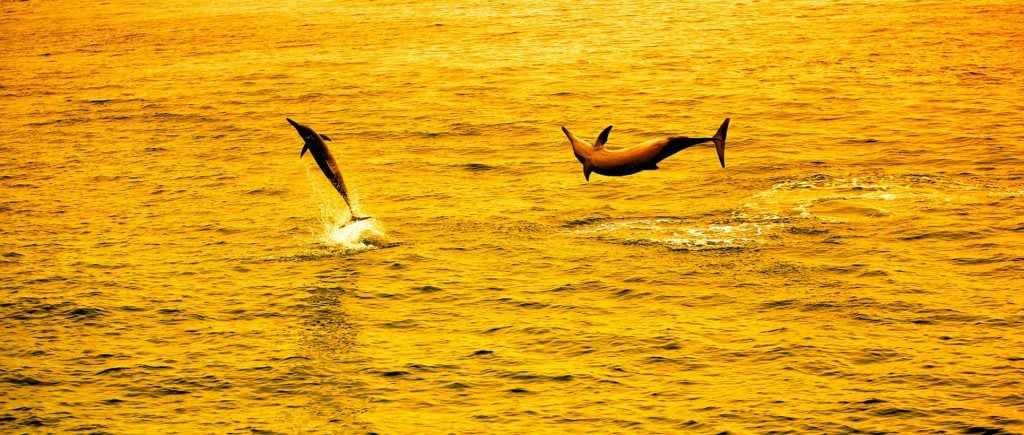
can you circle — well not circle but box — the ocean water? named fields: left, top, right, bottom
left=2, top=0, right=1023, bottom=433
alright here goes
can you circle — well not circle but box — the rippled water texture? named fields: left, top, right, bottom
left=2, top=0, right=1023, bottom=433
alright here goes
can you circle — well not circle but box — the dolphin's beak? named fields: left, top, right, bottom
left=287, top=118, right=308, bottom=134
left=287, top=118, right=306, bottom=157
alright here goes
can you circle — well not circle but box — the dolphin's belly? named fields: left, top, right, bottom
left=590, top=147, right=660, bottom=175
left=592, top=164, right=645, bottom=176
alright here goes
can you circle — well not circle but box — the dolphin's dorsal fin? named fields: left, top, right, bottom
left=320, top=134, right=332, bottom=141
left=595, top=125, right=612, bottom=148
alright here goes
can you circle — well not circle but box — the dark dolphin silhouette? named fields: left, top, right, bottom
left=562, top=118, right=730, bottom=181
left=287, top=118, right=369, bottom=222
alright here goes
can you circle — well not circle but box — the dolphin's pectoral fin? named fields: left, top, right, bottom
left=595, top=125, right=612, bottom=148
left=320, top=134, right=332, bottom=141
left=583, top=162, right=594, bottom=182
left=300, top=144, right=309, bottom=157
left=645, top=164, right=660, bottom=170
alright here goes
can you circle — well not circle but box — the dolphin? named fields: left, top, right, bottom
left=562, top=118, right=730, bottom=181
left=286, top=118, right=369, bottom=222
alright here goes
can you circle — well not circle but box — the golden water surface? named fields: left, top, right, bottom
left=2, top=0, right=1023, bottom=433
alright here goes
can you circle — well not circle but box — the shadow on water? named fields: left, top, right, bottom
left=263, top=247, right=377, bottom=430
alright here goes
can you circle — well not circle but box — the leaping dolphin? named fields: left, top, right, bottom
left=287, top=118, right=369, bottom=222
left=562, top=118, right=730, bottom=181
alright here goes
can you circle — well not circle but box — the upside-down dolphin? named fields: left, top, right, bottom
left=562, top=118, right=730, bottom=181
left=286, top=118, right=369, bottom=222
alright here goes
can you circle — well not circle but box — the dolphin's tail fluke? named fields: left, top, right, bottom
left=712, top=118, right=729, bottom=168
left=343, top=200, right=371, bottom=223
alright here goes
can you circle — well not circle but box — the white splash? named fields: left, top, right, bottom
left=573, top=218, right=773, bottom=251
left=323, top=218, right=387, bottom=250
left=660, top=222, right=767, bottom=250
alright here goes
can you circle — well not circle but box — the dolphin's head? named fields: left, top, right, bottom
left=286, top=118, right=318, bottom=143
left=563, top=126, right=596, bottom=181
left=562, top=126, right=589, bottom=163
